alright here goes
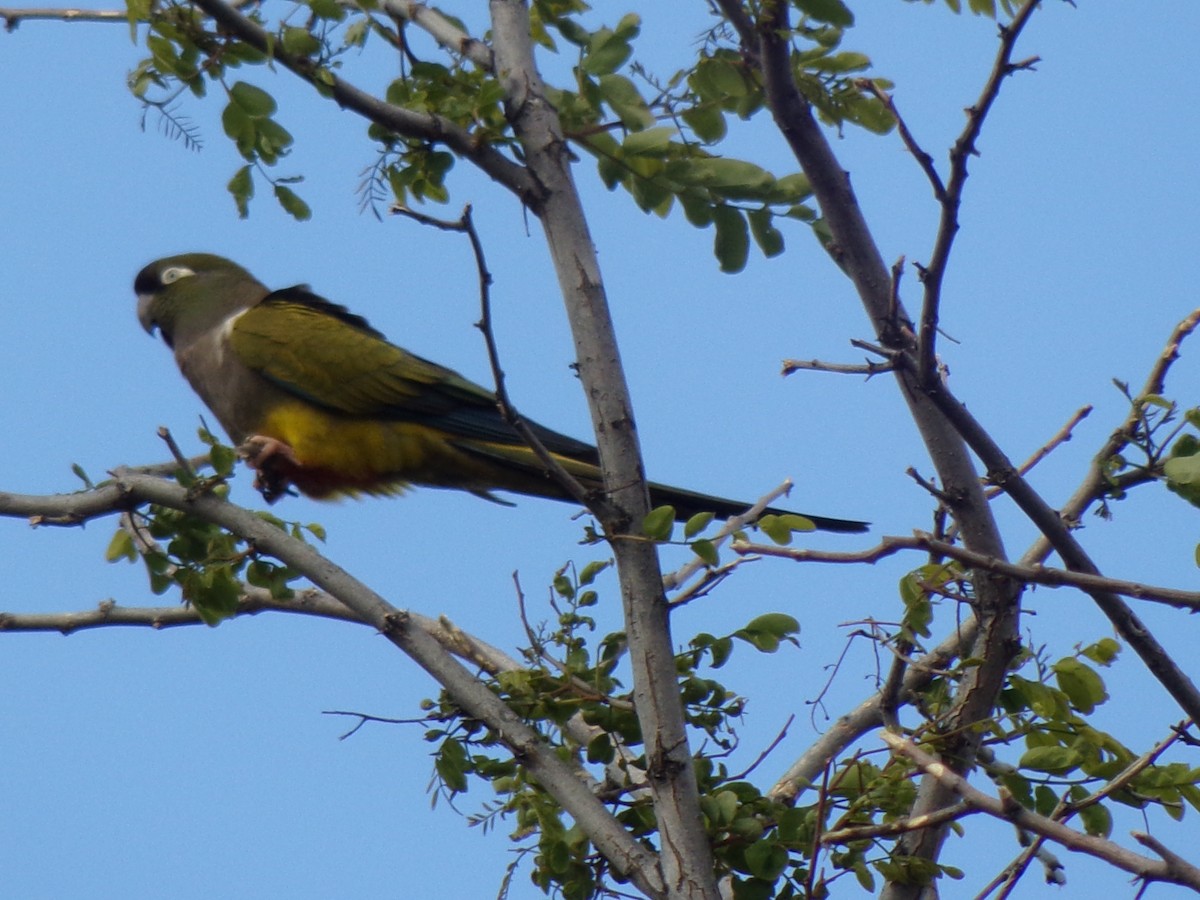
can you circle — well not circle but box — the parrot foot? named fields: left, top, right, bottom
left=239, top=435, right=300, bottom=504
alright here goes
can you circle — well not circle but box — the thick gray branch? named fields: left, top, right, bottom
left=489, top=3, right=718, bottom=897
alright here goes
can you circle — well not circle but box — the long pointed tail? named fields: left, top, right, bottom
left=646, top=482, right=868, bottom=532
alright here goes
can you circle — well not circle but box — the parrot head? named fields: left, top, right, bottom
left=136, top=253, right=268, bottom=349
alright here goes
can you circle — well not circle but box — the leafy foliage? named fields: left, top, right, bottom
left=104, top=430, right=320, bottom=624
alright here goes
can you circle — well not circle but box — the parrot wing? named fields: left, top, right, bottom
left=227, top=287, right=598, bottom=460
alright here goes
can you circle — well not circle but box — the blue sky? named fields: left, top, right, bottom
left=3, top=2, right=1200, bottom=897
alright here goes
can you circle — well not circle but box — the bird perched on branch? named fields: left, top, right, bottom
left=135, top=253, right=866, bottom=532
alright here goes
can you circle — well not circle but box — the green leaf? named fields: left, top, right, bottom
left=229, top=80, right=276, bottom=117
left=745, top=839, right=788, bottom=880
left=690, top=539, right=718, bottom=567
left=435, top=737, right=469, bottom=792
left=227, top=165, right=254, bottom=218
left=582, top=28, right=632, bottom=76
left=794, top=0, right=854, bottom=27
left=734, top=612, right=800, bottom=653
left=1080, top=637, right=1120, bottom=666
left=181, top=565, right=241, bottom=626
left=770, top=172, right=813, bottom=203
left=105, top=529, right=137, bottom=563
left=1053, top=658, right=1108, bottom=714
left=677, top=191, right=713, bottom=227
left=747, top=207, right=785, bottom=258
left=598, top=74, right=654, bottom=130
left=712, top=204, right=749, bottom=273
left=221, top=102, right=255, bottom=160
left=1165, top=436, right=1200, bottom=507
left=281, top=26, right=321, bottom=57
left=274, top=185, right=312, bottom=221
left=757, top=514, right=792, bottom=546
left=1019, top=745, right=1083, bottom=775
left=586, top=734, right=614, bottom=764
left=209, top=442, right=237, bottom=477
left=578, top=559, right=610, bottom=585
left=683, top=511, right=714, bottom=539
left=621, top=125, right=674, bottom=156
left=308, top=0, right=346, bottom=21
left=642, top=505, right=676, bottom=541
left=1077, top=799, right=1113, bottom=838
left=687, top=157, right=775, bottom=195
left=681, top=104, right=726, bottom=144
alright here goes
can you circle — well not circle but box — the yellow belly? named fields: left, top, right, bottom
left=257, top=401, right=436, bottom=497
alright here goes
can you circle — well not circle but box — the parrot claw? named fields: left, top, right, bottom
left=239, top=435, right=300, bottom=504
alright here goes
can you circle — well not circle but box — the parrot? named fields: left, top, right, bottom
left=135, top=253, right=867, bottom=533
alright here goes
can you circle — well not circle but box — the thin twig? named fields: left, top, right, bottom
left=984, top=405, right=1093, bottom=499
left=823, top=802, right=976, bottom=844
left=662, top=480, right=791, bottom=592
left=860, top=82, right=945, bottom=201
left=781, top=357, right=893, bottom=377
left=156, top=426, right=195, bottom=478
left=725, top=715, right=794, bottom=782
left=392, top=203, right=598, bottom=515
left=324, top=709, right=431, bottom=740
left=0, top=5, right=124, bottom=27
left=917, top=0, right=1043, bottom=380
left=731, top=532, right=1200, bottom=612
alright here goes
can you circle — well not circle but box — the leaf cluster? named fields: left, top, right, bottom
left=103, top=430, right=322, bottom=624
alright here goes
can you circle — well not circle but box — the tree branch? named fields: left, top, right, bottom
left=884, top=733, right=1200, bottom=891
left=0, top=5, right=123, bottom=27
left=721, top=4, right=1026, bottom=887
left=184, top=0, right=541, bottom=205
left=732, top=532, right=1200, bottom=612
left=489, top=2, right=717, bottom=896
left=380, top=0, right=492, bottom=69
left=917, top=1, right=1041, bottom=379
left=0, top=474, right=666, bottom=898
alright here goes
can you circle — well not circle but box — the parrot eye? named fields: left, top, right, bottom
left=160, top=265, right=195, bottom=285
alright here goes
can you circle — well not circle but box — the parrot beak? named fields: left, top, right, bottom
left=136, top=292, right=159, bottom=335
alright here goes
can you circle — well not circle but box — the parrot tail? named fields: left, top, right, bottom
left=645, top=482, right=868, bottom=532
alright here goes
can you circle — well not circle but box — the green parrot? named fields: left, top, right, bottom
left=135, top=253, right=867, bottom=532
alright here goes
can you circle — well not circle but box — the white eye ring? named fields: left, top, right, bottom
left=161, top=266, right=195, bottom=285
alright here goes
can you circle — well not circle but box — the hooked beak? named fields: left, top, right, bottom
left=136, top=292, right=159, bottom=335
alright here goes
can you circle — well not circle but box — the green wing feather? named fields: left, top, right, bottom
left=228, top=287, right=598, bottom=459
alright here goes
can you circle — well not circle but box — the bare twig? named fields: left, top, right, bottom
left=917, top=2, right=1043, bottom=379
left=0, top=587, right=363, bottom=633
left=392, top=204, right=597, bottom=514
left=156, top=426, right=195, bottom=478
left=822, top=802, right=975, bottom=844
left=731, top=532, right=1200, bottom=612
left=324, top=709, right=431, bottom=740
left=780, top=357, right=893, bottom=377
left=860, top=81, right=945, bottom=201
left=662, top=480, right=791, bottom=592
left=983, top=405, right=1093, bottom=499
left=0, top=5, right=123, bottom=27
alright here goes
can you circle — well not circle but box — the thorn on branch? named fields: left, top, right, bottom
left=907, top=467, right=953, bottom=504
